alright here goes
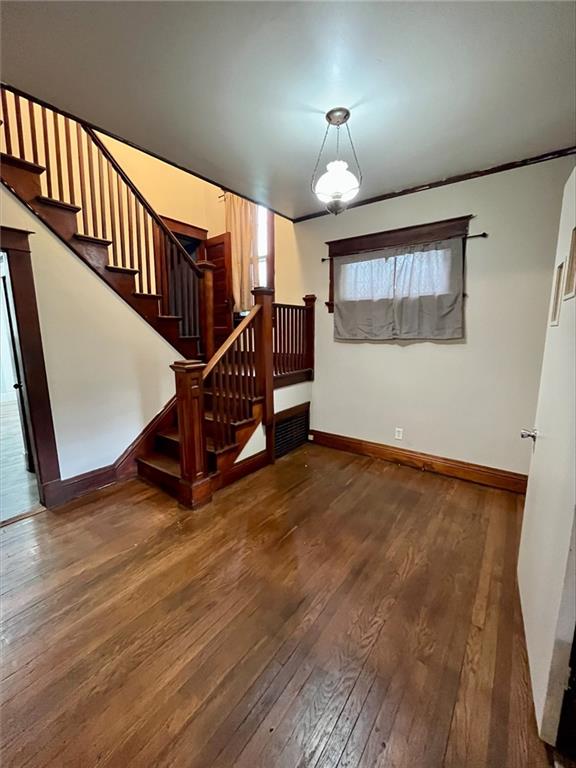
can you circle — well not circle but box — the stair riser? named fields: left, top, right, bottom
left=137, top=459, right=180, bottom=498
left=1, top=164, right=42, bottom=203
left=155, top=434, right=180, bottom=460
left=33, top=202, right=79, bottom=241
left=128, top=295, right=160, bottom=322
left=72, top=240, right=110, bottom=273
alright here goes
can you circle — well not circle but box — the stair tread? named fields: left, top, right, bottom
left=133, top=291, right=162, bottom=300
left=137, top=452, right=181, bottom=478
left=73, top=233, right=113, bottom=246
left=36, top=195, right=81, bottom=213
left=106, top=264, right=138, bottom=275
left=1, top=153, right=45, bottom=174
left=204, top=412, right=255, bottom=428
left=157, top=428, right=179, bottom=442
left=157, top=428, right=237, bottom=455
left=180, top=335, right=201, bottom=341
left=206, top=437, right=239, bottom=454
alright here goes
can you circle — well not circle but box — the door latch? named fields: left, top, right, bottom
left=520, top=428, right=538, bottom=442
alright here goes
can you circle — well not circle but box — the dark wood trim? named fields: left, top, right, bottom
left=294, top=146, right=576, bottom=223
left=220, top=449, right=269, bottom=487
left=1, top=226, right=61, bottom=504
left=266, top=209, right=275, bottom=293
left=115, top=398, right=176, bottom=480
left=324, top=216, right=471, bottom=313
left=1, top=81, right=288, bottom=221
left=42, top=465, right=117, bottom=508
left=160, top=215, right=208, bottom=241
left=275, top=401, right=310, bottom=424
left=273, top=370, right=313, bottom=389
left=326, top=215, right=472, bottom=258
left=309, top=430, right=528, bottom=494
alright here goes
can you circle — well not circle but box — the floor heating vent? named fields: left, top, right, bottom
left=274, top=403, right=310, bottom=459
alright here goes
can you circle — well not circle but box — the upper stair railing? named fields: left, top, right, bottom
left=0, top=86, right=207, bottom=350
left=273, top=295, right=316, bottom=385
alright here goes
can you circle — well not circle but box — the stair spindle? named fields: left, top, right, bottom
left=76, top=123, right=88, bottom=233
left=41, top=107, right=52, bottom=198
left=14, top=94, right=25, bottom=159
left=52, top=111, right=65, bottom=202
left=97, top=147, right=106, bottom=239
left=106, top=159, right=119, bottom=265
left=28, top=100, right=39, bottom=165
left=1, top=88, right=13, bottom=155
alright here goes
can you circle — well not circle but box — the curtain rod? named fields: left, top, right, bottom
left=320, top=232, right=488, bottom=262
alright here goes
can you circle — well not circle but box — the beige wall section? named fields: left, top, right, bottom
left=287, top=156, right=574, bottom=474
left=98, top=133, right=225, bottom=236
left=1, top=186, right=177, bottom=479
left=274, top=214, right=306, bottom=304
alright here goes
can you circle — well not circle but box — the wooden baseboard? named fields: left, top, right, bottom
left=309, top=430, right=528, bottom=494
left=42, top=464, right=117, bottom=507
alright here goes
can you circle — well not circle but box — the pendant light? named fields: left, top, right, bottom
left=311, top=107, right=362, bottom=215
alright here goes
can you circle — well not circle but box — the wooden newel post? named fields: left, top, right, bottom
left=303, top=294, right=316, bottom=378
left=170, top=360, right=212, bottom=508
left=197, top=261, right=216, bottom=362
left=252, top=287, right=274, bottom=428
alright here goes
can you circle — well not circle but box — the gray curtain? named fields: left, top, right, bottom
left=334, top=238, right=464, bottom=341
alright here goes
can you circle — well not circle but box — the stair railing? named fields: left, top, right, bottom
left=0, top=85, right=212, bottom=355
left=171, top=288, right=274, bottom=504
left=273, top=294, right=316, bottom=385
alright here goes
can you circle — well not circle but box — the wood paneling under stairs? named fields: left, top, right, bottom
left=0, top=444, right=549, bottom=767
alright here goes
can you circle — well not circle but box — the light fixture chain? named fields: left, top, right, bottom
left=336, top=126, right=340, bottom=159
left=310, top=123, right=330, bottom=193
left=346, top=122, right=362, bottom=185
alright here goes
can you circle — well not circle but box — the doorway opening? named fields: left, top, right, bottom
left=0, top=249, right=41, bottom=523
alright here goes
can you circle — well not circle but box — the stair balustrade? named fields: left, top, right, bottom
left=0, top=86, right=212, bottom=356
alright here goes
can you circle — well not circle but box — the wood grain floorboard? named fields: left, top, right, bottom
left=0, top=444, right=550, bottom=768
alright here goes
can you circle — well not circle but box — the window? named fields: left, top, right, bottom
left=326, top=216, right=471, bottom=341
left=256, top=205, right=274, bottom=290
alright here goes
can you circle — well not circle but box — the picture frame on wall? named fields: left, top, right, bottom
left=550, top=261, right=565, bottom=326
left=563, top=227, right=576, bottom=300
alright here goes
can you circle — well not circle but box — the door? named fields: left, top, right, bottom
left=205, top=233, right=234, bottom=349
left=517, top=169, right=576, bottom=745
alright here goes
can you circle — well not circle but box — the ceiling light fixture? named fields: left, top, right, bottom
left=311, top=107, right=362, bottom=215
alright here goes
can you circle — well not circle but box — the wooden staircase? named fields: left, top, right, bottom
left=1, top=85, right=316, bottom=508
left=0, top=88, right=214, bottom=360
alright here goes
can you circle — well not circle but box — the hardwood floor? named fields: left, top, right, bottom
left=0, top=444, right=550, bottom=767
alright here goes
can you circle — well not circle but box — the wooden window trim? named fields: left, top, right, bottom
left=325, top=215, right=472, bottom=312
left=0, top=226, right=60, bottom=503
left=266, top=210, right=275, bottom=294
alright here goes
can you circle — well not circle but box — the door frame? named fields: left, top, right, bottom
left=0, top=226, right=60, bottom=505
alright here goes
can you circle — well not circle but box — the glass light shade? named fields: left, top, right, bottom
left=314, top=160, right=360, bottom=204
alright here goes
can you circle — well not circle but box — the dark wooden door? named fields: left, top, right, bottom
left=205, top=233, right=234, bottom=349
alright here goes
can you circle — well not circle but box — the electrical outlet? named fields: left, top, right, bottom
left=394, top=427, right=404, bottom=440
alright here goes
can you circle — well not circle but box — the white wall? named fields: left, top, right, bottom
left=518, top=168, right=576, bottom=743
left=284, top=157, right=574, bottom=473
left=235, top=381, right=313, bottom=462
left=1, top=187, right=178, bottom=479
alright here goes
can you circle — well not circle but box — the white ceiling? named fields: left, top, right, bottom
left=1, top=2, right=575, bottom=220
